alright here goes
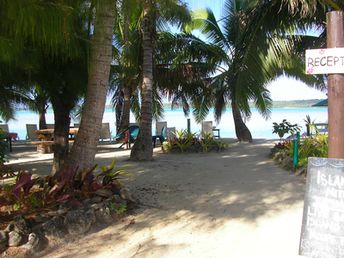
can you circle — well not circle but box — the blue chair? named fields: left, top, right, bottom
left=116, top=125, right=139, bottom=149
left=152, top=126, right=166, bottom=147
left=128, top=125, right=140, bottom=148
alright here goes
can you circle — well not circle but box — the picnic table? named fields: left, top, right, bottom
left=34, top=128, right=79, bottom=153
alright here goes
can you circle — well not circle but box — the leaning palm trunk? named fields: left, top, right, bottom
left=130, top=0, right=153, bottom=161
left=118, top=86, right=132, bottom=133
left=231, top=101, right=252, bottom=142
left=68, top=0, right=115, bottom=170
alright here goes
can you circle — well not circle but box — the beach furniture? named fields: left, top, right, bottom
left=152, top=121, right=168, bottom=147
left=99, top=123, right=112, bottom=141
left=33, top=128, right=79, bottom=153
left=201, top=121, right=220, bottom=139
left=152, top=126, right=167, bottom=147
left=0, top=124, right=9, bottom=132
left=26, top=124, right=38, bottom=141
left=201, top=121, right=214, bottom=137
left=156, top=121, right=167, bottom=135
left=313, top=123, right=328, bottom=135
left=0, top=124, right=18, bottom=152
left=116, top=125, right=139, bottom=149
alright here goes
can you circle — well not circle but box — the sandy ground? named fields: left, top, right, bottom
left=7, top=139, right=306, bottom=258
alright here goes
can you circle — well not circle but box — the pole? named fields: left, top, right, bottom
left=327, top=11, right=344, bottom=158
left=293, top=132, right=300, bottom=171
left=187, top=118, right=191, bottom=133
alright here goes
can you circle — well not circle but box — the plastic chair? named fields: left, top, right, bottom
left=116, top=125, right=139, bottom=149
left=26, top=124, right=38, bottom=140
left=152, top=126, right=166, bottom=147
left=156, top=121, right=167, bottom=135
left=99, top=123, right=112, bottom=141
left=201, top=121, right=214, bottom=137
left=0, top=124, right=9, bottom=132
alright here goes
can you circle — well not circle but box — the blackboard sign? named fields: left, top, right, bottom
left=299, top=157, right=344, bottom=258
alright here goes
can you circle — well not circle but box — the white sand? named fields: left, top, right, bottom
left=7, top=139, right=306, bottom=258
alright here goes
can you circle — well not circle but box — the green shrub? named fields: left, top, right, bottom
left=272, top=119, right=301, bottom=140
left=298, top=134, right=328, bottom=167
left=163, top=129, right=228, bottom=153
left=271, top=135, right=328, bottom=172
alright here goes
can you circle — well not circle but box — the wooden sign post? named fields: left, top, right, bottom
left=300, top=11, right=344, bottom=258
left=327, top=11, right=344, bottom=158
left=305, top=11, right=344, bottom=158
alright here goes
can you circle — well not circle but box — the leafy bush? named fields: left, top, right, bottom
left=298, top=134, right=328, bottom=167
left=0, top=160, right=130, bottom=211
left=271, top=134, right=328, bottom=173
left=163, top=129, right=228, bottom=153
left=272, top=119, right=301, bottom=140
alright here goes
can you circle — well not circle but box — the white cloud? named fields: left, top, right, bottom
left=267, top=75, right=327, bottom=101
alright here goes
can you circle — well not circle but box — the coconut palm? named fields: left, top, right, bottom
left=68, top=0, right=116, bottom=170
left=111, top=0, right=142, bottom=134
left=183, top=0, right=329, bottom=142
left=130, top=0, right=191, bottom=161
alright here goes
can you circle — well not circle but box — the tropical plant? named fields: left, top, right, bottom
left=182, top=3, right=277, bottom=142
left=298, top=134, right=328, bottom=167
left=163, top=129, right=227, bottom=153
left=178, top=0, right=330, bottom=142
left=272, top=119, right=301, bottom=140
left=304, top=114, right=315, bottom=136
left=0, top=160, right=131, bottom=211
left=130, top=0, right=191, bottom=161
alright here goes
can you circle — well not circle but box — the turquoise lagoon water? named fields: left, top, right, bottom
left=7, top=107, right=327, bottom=140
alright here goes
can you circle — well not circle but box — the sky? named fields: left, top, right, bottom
left=185, top=0, right=328, bottom=101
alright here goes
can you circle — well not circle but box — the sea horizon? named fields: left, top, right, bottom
left=5, top=106, right=328, bottom=141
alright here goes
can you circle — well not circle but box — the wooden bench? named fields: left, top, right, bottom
left=31, top=140, right=75, bottom=154
left=31, top=141, right=54, bottom=154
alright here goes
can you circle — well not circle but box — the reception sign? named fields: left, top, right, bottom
left=306, top=48, right=344, bottom=74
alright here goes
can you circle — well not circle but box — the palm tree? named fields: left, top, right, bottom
left=68, top=0, right=116, bottom=170
left=129, top=0, right=154, bottom=160
left=130, top=0, right=190, bottom=160
left=111, top=0, right=142, bottom=134
left=183, top=0, right=328, bottom=142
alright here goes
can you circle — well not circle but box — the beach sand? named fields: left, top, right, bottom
left=7, top=139, right=305, bottom=258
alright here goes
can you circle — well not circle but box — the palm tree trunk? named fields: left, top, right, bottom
left=119, top=86, right=132, bottom=132
left=51, top=101, right=70, bottom=175
left=68, top=0, right=115, bottom=170
left=115, top=98, right=123, bottom=134
left=117, top=2, right=132, bottom=134
left=231, top=101, right=252, bottom=142
left=38, top=108, right=47, bottom=130
left=130, top=0, right=153, bottom=161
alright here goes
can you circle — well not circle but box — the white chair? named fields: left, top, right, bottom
left=0, top=124, right=9, bottom=132
left=99, top=123, right=112, bottom=141
left=129, top=122, right=139, bottom=127
left=156, top=121, right=167, bottom=135
left=201, top=121, right=213, bottom=137
left=26, top=124, right=38, bottom=140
